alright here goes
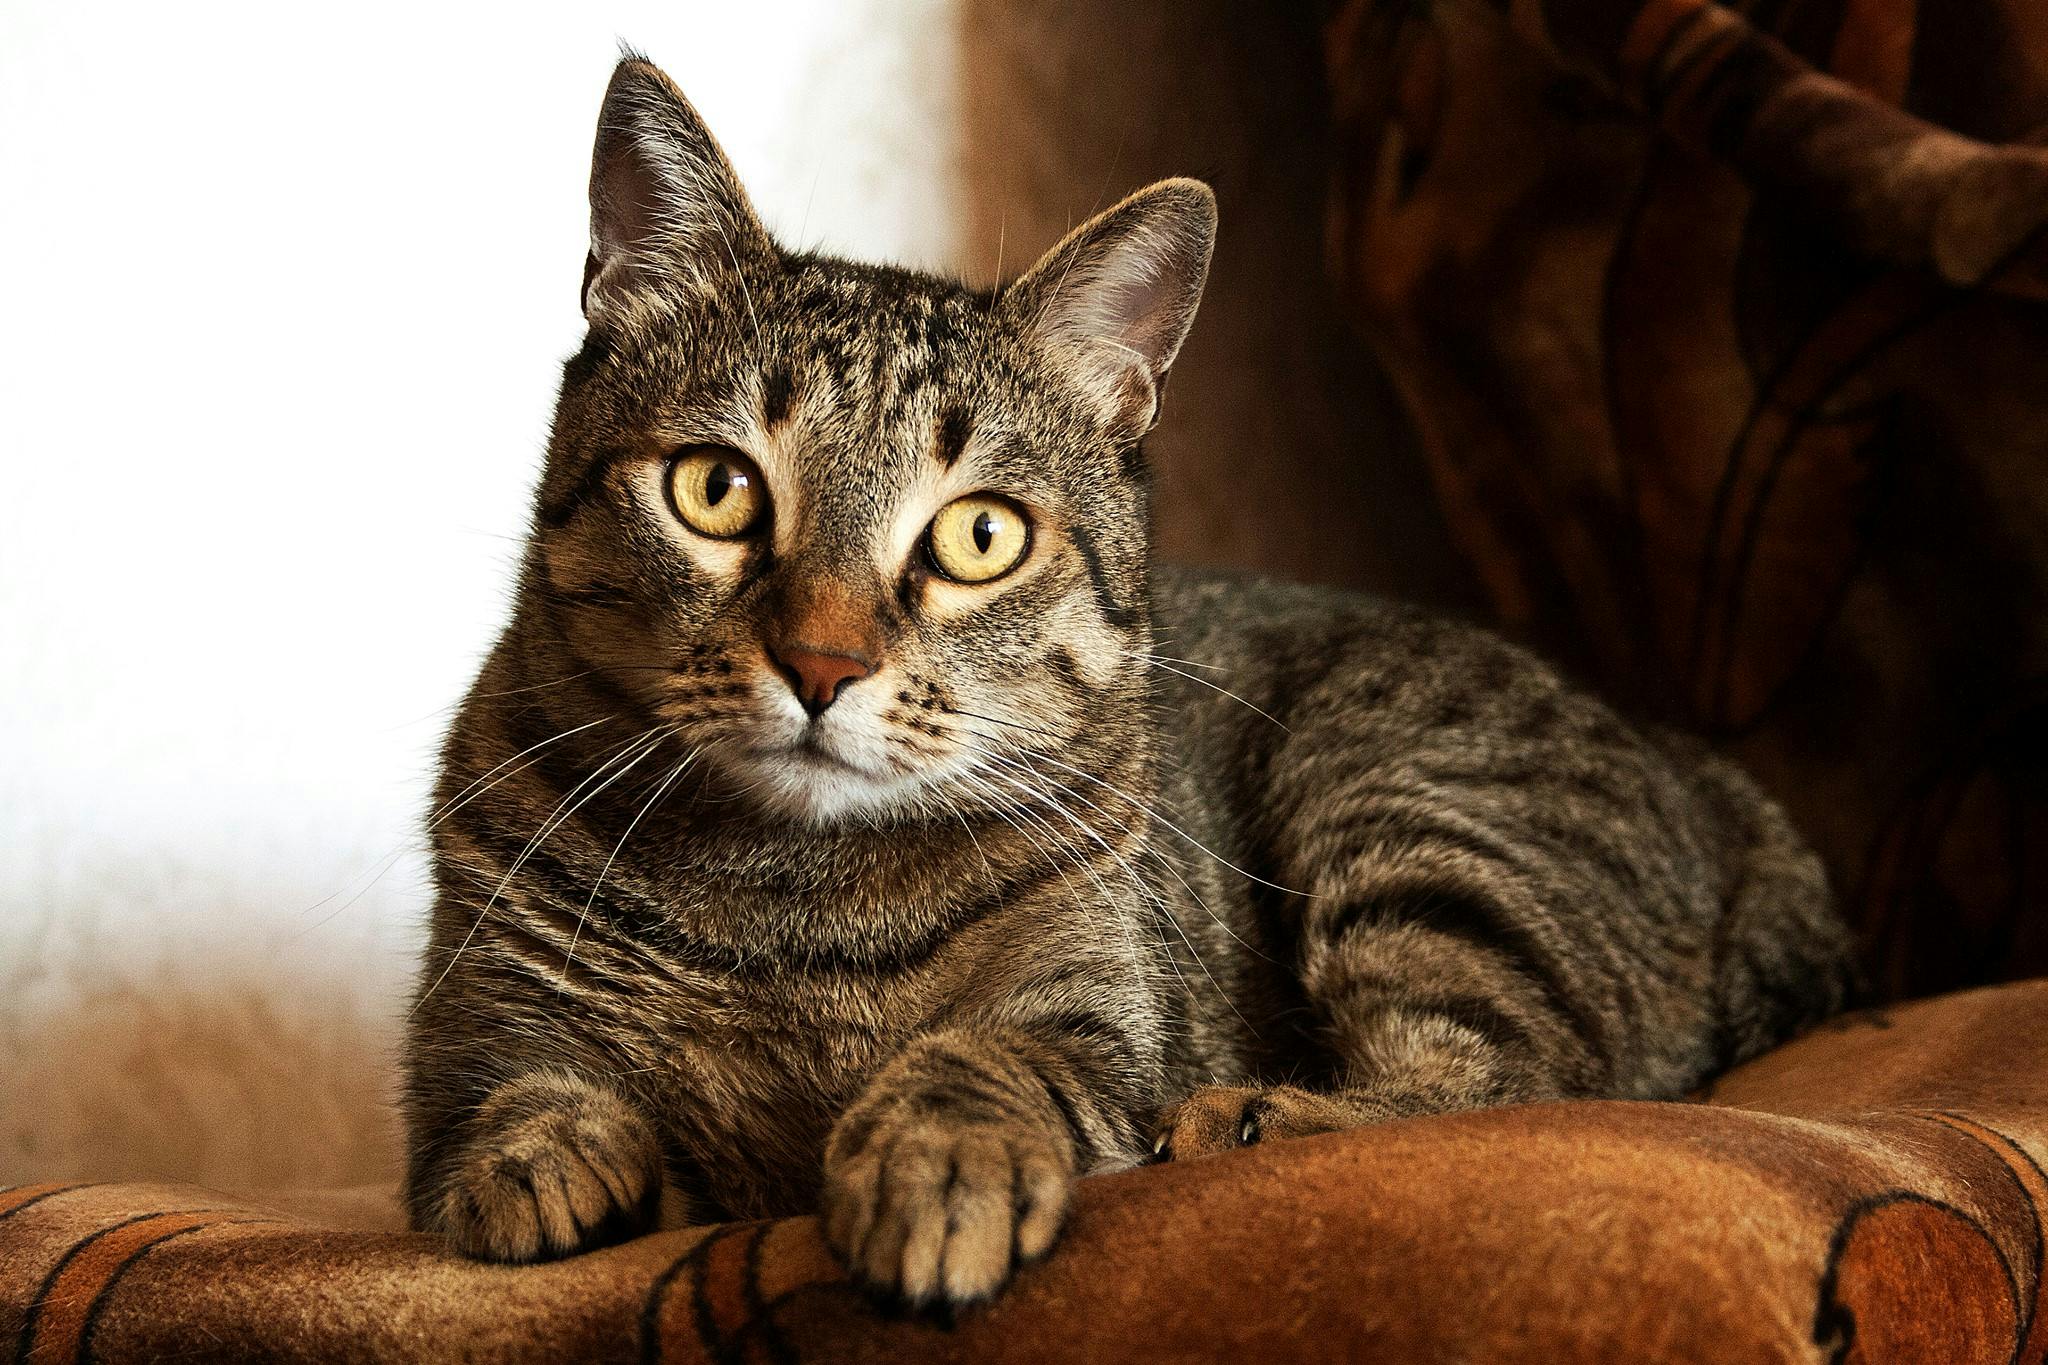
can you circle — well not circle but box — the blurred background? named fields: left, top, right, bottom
left=6, top=0, right=2043, bottom=1191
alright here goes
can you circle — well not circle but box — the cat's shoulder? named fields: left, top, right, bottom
left=1150, top=563, right=1579, bottom=711
left=1153, top=563, right=1447, bottom=649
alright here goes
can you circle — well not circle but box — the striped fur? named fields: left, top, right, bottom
left=401, top=56, right=1856, bottom=1311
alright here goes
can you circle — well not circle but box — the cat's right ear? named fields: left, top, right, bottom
left=582, top=55, right=772, bottom=324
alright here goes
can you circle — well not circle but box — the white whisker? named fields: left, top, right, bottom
left=1128, top=654, right=1289, bottom=732
left=984, top=749, right=1275, bottom=967
left=1129, top=649, right=1225, bottom=672
left=561, top=744, right=700, bottom=990
left=979, top=761, right=1252, bottom=1035
left=427, top=716, right=614, bottom=831
left=411, top=725, right=674, bottom=1015
left=945, top=705, right=1314, bottom=898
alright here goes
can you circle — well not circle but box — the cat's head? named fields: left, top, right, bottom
left=526, top=56, right=1213, bottom=825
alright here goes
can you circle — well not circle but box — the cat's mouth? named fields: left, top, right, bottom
left=760, top=732, right=872, bottom=777
left=726, top=703, right=950, bottom=823
left=729, top=725, right=934, bottom=825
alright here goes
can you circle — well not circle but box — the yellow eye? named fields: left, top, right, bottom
left=667, top=447, right=767, bottom=538
left=926, top=494, right=1031, bottom=583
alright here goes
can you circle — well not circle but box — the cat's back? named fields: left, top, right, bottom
left=1147, top=564, right=1774, bottom=924
left=1152, top=563, right=1404, bottom=659
left=1149, top=565, right=1852, bottom=1072
left=1148, top=563, right=1561, bottom=762
left=1150, top=564, right=1748, bottom=850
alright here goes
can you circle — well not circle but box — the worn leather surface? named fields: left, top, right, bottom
left=3, top=980, right=2041, bottom=1363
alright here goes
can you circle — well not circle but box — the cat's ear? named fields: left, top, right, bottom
left=1004, top=179, right=1216, bottom=438
left=582, top=55, right=772, bottom=323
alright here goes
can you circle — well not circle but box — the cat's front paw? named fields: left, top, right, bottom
left=821, top=1102, right=1073, bottom=1312
left=1150, top=1084, right=1392, bottom=1162
left=429, top=1071, right=663, bottom=1262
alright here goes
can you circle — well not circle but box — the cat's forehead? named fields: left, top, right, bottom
left=764, top=258, right=1002, bottom=403
left=753, top=264, right=1048, bottom=544
left=688, top=258, right=1040, bottom=485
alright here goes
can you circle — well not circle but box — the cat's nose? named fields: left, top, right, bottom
left=771, top=645, right=874, bottom=717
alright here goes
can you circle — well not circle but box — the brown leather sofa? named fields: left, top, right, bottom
left=6, top=3, right=2042, bottom=1359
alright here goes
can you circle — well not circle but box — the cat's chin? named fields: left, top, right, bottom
left=723, top=741, right=936, bottom=827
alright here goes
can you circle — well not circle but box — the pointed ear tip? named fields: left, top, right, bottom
left=1149, top=176, right=1216, bottom=205
left=604, top=50, right=682, bottom=101
left=1135, top=178, right=1217, bottom=237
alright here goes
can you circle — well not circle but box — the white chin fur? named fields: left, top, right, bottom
left=718, top=694, right=946, bottom=825
left=728, top=747, right=936, bottom=825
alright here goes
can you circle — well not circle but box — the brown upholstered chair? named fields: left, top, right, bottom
left=5, top=4, right=2042, bottom=1358
left=1323, top=0, right=2048, bottom=1003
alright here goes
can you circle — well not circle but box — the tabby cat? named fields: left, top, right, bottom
left=401, top=55, right=1857, bottom=1310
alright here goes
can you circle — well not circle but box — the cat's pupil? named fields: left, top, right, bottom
left=972, top=511, right=995, bottom=554
left=705, top=464, right=732, bottom=506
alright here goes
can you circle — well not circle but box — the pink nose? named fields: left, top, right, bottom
left=771, top=646, right=874, bottom=716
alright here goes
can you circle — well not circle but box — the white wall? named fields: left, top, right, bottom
left=0, top=0, right=966, bottom=1186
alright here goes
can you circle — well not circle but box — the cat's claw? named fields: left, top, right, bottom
left=1150, top=1084, right=1390, bottom=1162
left=822, top=1109, right=1071, bottom=1313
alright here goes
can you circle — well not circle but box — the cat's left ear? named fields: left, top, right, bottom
left=1004, top=179, right=1216, bottom=439
left=582, top=55, right=773, bottom=324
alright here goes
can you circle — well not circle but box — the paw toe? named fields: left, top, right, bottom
left=1153, top=1085, right=1364, bottom=1162
left=823, top=1116, right=1070, bottom=1313
left=435, top=1082, right=662, bottom=1262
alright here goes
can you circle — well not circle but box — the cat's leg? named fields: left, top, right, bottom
left=407, top=1068, right=665, bottom=1261
left=1155, top=782, right=1858, bottom=1162
left=822, top=975, right=1160, bottom=1311
left=1153, top=873, right=1609, bottom=1161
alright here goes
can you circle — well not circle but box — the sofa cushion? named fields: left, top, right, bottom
left=3, top=979, right=2041, bottom=1363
